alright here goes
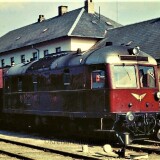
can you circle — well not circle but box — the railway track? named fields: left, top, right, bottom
left=126, top=139, right=160, bottom=155
left=0, top=147, right=33, bottom=160
left=0, top=137, right=103, bottom=160
left=0, top=130, right=160, bottom=160
left=0, top=139, right=74, bottom=160
left=134, top=139, right=160, bottom=146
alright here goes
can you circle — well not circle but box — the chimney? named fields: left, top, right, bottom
left=38, top=15, right=45, bottom=22
left=84, top=0, right=94, bottom=14
left=58, top=6, right=68, bottom=16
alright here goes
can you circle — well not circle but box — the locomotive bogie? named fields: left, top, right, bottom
left=115, top=112, right=160, bottom=135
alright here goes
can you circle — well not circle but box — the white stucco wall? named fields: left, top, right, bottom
left=70, top=37, right=97, bottom=52
left=0, top=37, right=98, bottom=68
left=0, top=38, right=71, bottom=67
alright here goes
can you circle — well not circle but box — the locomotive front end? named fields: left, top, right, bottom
left=107, top=46, right=160, bottom=140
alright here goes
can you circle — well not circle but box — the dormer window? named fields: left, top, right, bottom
left=16, top=36, right=21, bottom=40
left=43, top=28, right=48, bottom=33
left=105, top=21, right=113, bottom=26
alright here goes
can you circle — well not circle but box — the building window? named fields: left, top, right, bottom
left=56, top=47, right=61, bottom=53
left=21, top=55, right=25, bottom=63
left=44, top=50, right=49, bottom=57
left=33, top=52, right=38, bottom=60
left=10, top=57, right=15, bottom=66
left=1, top=59, right=5, bottom=68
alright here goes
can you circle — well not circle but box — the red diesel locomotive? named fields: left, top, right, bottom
left=0, top=44, right=160, bottom=143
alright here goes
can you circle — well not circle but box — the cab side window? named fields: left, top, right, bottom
left=139, top=66, right=156, bottom=88
left=91, top=70, right=105, bottom=89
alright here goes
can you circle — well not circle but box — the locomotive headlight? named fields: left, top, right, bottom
left=156, top=91, right=160, bottom=99
left=128, top=46, right=140, bottom=55
left=126, top=112, right=135, bottom=123
left=133, top=47, right=140, bottom=55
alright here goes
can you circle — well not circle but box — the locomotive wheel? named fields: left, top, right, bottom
left=157, top=129, right=160, bottom=141
left=35, top=116, right=41, bottom=127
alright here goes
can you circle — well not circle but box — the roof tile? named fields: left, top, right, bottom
left=97, top=17, right=160, bottom=59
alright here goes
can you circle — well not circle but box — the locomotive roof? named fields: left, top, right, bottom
left=5, top=45, right=157, bottom=76
left=85, top=46, right=157, bottom=65
left=5, top=61, right=35, bottom=76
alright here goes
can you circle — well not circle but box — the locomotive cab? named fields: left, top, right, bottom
left=105, top=47, right=160, bottom=141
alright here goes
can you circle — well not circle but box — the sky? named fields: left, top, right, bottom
left=0, top=0, right=160, bottom=37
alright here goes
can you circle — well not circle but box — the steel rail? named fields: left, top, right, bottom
left=0, top=149, right=34, bottom=160
left=0, top=138, right=102, bottom=160
left=126, top=144, right=160, bottom=155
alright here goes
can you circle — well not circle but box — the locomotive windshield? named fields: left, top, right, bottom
left=113, top=65, right=137, bottom=88
left=113, top=65, right=156, bottom=88
left=139, top=66, right=156, bottom=88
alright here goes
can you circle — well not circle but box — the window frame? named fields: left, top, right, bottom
left=113, top=65, right=137, bottom=88
left=1, top=59, right=5, bottom=68
left=56, top=47, right=61, bottom=53
left=21, top=55, right=25, bottom=63
left=91, top=70, right=106, bottom=89
left=44, top=50, right=49, bottom=57
left=33, top=52, right=38, bottom=60
left=139, top=65, right=156, bottom=88
left=10, top=57, right=15, bottom=66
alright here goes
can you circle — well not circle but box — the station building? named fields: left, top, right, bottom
left=0, top=0, right=121, bottom=68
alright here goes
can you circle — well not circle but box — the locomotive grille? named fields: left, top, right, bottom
left=120, top=55, right=148, bottom=61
